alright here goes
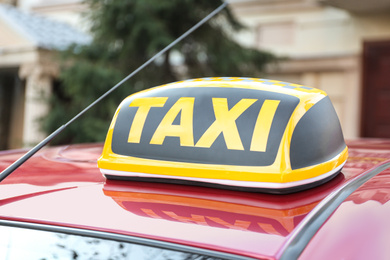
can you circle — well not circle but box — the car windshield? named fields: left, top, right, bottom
left=0, top=225, right=223, bottom=260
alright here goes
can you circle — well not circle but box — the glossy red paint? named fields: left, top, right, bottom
left=300, top=139, right=390, bottom=260
left=0, top=139, right=390, bottom=259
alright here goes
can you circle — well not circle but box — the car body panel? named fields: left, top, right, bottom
left=1, top=140, right=390, bottom=259
left=300, top=139, right=390, bottom=260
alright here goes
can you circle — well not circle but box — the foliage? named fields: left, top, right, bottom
left=43, top=0, right=277, bottom=144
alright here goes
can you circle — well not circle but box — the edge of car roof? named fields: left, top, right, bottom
left=278, top=159, right=390, bottom=259
left=0, top=219, right=257, bottom=260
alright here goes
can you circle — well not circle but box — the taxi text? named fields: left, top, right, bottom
left=127, top=97, right=280, bottom=151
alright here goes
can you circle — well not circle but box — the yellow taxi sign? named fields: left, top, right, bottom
left=98, top=77, right=348, bottom=193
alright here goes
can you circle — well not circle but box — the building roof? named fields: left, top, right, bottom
left=0, top=3, right=91, bottom=50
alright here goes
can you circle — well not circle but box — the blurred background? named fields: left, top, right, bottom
left=1, top=0, right=390, bottom=150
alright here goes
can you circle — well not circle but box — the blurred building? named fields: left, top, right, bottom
left=0, top=0, right=89, bottom=149
left=1, top=0, right=390, bottom=150
left=230, top=0, right=390, bottom=140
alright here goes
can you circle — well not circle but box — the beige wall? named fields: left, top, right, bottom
left=0, top=0, right=77, bottom=148
left=18, top=0, right=88, bottom=31
left=230, top=0, right=390, bottom=139
left=267, top=55, right=360, bottom=138
left=0, top=21, right=58, bottom=149
left=0, top=16, right=31, bottom=50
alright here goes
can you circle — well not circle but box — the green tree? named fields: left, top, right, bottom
left=43, top=0, right=277, bottom=144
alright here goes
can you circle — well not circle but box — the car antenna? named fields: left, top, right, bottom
left=0, top=2, right=228, bottom=183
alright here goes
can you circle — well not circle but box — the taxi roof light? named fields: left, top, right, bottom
left=98, top=77, right=348, bottom=194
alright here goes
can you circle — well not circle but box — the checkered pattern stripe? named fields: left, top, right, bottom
left=183, top=77, right=315, bottom=92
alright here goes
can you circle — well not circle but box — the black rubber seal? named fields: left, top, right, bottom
left=105, top=168, right=341, bottom=195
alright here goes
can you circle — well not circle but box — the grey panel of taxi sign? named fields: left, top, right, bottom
left=111, top=87, right=299, bottom=167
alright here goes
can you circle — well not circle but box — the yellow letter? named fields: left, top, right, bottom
left=150, top=97, right=195, bottom=146
left=128, top=97, right=167, bottom=143
left=196, top=98, right=256, bottom=150
left=250, top=100, right=280, bottom=152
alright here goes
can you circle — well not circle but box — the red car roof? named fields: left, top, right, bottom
left=1, top=140, right=390, bottom=259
